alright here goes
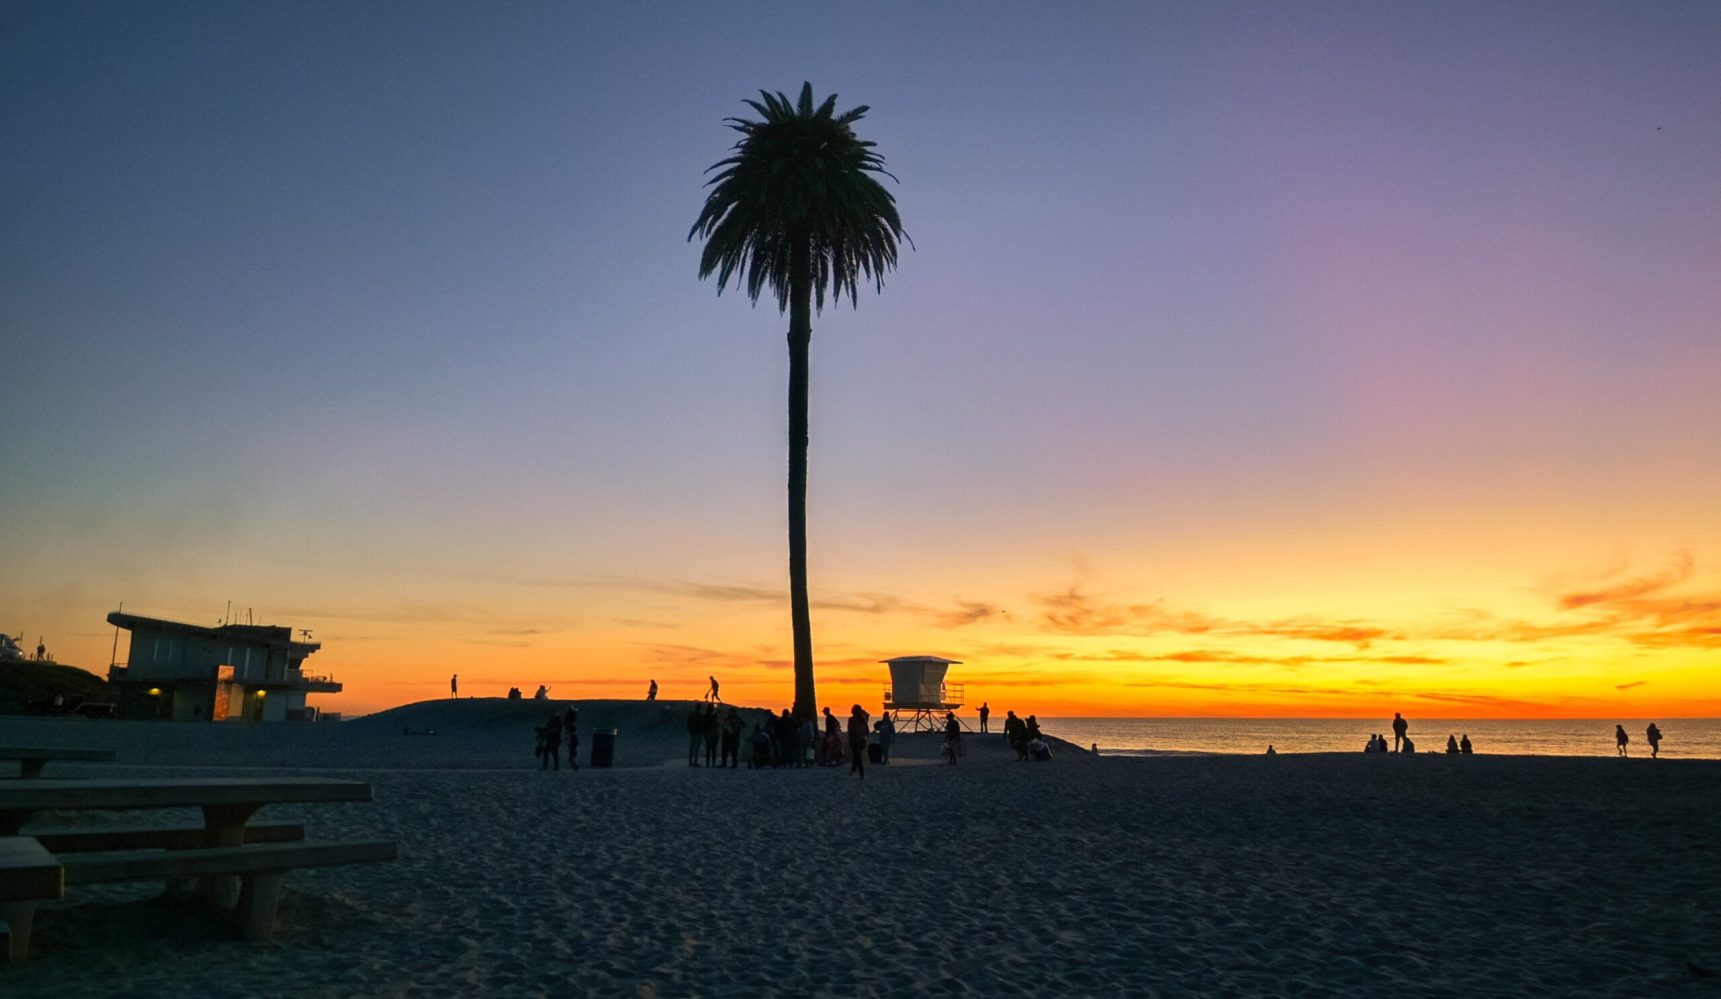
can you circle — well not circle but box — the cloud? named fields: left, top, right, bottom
left=1614, top=680, right=1647, bottom=690
left=933, top=600, right=1006, bottom=627
left=1558, top=553, right=1694, bottom=609
left=1032, top=584, right=1395, bottom=648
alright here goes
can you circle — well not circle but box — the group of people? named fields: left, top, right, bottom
left=685, top=703, right=748, bottom=768
left=1617, top=723, right=1664, bottom=758
left=1001, top=710, right=1051, bottom=761
left=533, top=705, right=580, bottom=771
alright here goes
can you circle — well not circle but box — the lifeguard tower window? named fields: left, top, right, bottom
left=880, top=655, right=967, bottom=733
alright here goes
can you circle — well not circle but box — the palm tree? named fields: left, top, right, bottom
left=689, top=83, right=907, bottom=721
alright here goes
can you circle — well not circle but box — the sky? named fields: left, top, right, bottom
left=3, top=1, right=1719, bottom=719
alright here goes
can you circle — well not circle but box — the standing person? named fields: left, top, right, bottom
left=721, top=706, right=744, bottom=768
left=647, top=679, right=658, bottom=701
left=1004, top=710, right=1027, bottom=760
left=565, top=710, right=581, bottom=770
left=703, top=703, right=720, bottom=767
left=978, top=702, right=990, bottom=734
left=874, top=710, right=896, bottom=765
left=687, top=704, right=705, bottom=766
left=1615, top=724, right=1629, bottom=757
left=450, top=674, right=458, bottom=699
left=540, top=713, right=563, bottom=771
left=1392, top=712, right=1409, bottom=752
left=1646, top=723, right=1663, bottom=759
left=848, top=704, right=870, bottom=778
left=706, top=675, right=721, bottom=703
left=943, top=711, right=962, bottom=765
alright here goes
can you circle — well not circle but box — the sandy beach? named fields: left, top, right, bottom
left=3, top=702, right=1719, bottom=997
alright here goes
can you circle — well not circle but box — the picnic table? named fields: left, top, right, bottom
left=0, top=777, right=394, bottom=960
left=0, top=746, right=118, bottom=780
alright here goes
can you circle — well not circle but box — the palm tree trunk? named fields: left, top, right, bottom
left=787, top=241, right=816, bottom=722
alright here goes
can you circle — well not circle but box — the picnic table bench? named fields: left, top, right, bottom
left=0, top=778, right=396, bottom=961
left=0, top=746, right=118, bottom=780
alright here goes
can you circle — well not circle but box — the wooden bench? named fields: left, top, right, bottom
left=0, top=747, right=118, bottom=780
left=28, top=820, right=305, bottom=854
left=2, top=838, right=397, bottom=959
left=0, top=837, right=63, bottom=962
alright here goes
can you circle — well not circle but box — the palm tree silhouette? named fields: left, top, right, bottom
left=689, top=83, right=907, bottom=721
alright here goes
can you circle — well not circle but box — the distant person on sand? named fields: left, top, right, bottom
left=450, top=674, right=458, bottom=699
left=822, top=707, right=845, bottom=766
left=537, top=713, right=562, bottom=771
left=848, top=705, right=870, bottom=778
left=1616, top=724, right=1629, bottom=757
left=1004, top=711, right=1028, bottom=760
left=978, top=702, right=990, bottom=733
left=1446, top=734, right=1460, bottom=754
left=687, top=705, right=705, bottom=766
left=1364, top=734, right=1379, bottom=753
left=1266, top=745, right=1276, bottom=756
left=565, top=708, right=580, bottom=770
left=721, top=707, right=744, bottom=768
left=1460, top=733, right=1473, bottom=754
left=703, top=703, right=720, bottom=767
left=874, top=710, right=896, bottom=765
left=1026, top=715, right=1042, bottom=743
left=943, top=711, right=963, bottom=764
left=706, top=675, right=721, bottom=703
left=1392, top=712, right=1408, bottom=752
left=1646, top=723, right=1662, bottom=759
left=1401, top=735, right=1416, bottom=754
left=647, top=679, right=658, bottom=701
left=534, top=684, right=549, bottom=700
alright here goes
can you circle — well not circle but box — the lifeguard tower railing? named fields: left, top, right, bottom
left=882, top=682, right=965, bottom=732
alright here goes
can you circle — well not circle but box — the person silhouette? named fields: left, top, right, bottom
left=1391, top=712, right=1408, bottom=752
left=1646, top=723, right=1662, bottom=759
left=450, top=674, right=458, bottom=699
left=1615, top=724, right=1629, bottom=757
left=1446, top=734, right=1459, bottom=754
left=847, top=704, right=870, bottom=778
left=978, top=702, right=990, bottom=734
left=943, top=711, right=962, bottom=765
left=647, top=678, right=658, bottom=701
left=706, top=675, right=721, bottom=703
left=1265, top=744, right=1276, bottom=756
left=1460, top=733, right=1473, bottom=755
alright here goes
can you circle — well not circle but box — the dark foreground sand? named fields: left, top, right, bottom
left=2, top=703, right=1718, bottom=997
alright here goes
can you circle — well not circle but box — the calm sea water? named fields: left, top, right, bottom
left=1042, top=717, right=1721, bottom=760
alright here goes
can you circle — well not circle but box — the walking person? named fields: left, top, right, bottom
left=848, top=704, right=870, bottom=778
left=1616, top=724, right=1629, bottom=757
left=873, top=710, right=896, bottom=765
left=450, top=673, right=458, bottom=699
left=706, top=674, right=721, bottom=703
left=1392, top=712, right=1409, bottom=752
left=978, top=702, right=990, bottom=734
left=647, top=678, right=658, bottom=701
left=1647, top=723, right=1663, bottom=759
left=943, top=711, right=963, bottom=764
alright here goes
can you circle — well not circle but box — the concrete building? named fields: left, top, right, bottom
left=105, top=612, right=341, bottom=721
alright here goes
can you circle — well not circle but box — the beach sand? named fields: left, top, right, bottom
left=2, top=702, right=1718, bottom=996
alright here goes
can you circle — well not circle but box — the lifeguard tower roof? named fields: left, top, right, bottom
left=881, top=656, right=965, bottom=731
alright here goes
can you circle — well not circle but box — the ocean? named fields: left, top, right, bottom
left=1040, top=717, right=1721, bottom=760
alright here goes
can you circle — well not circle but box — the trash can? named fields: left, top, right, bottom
left=591, top=729, right=617, bottom=768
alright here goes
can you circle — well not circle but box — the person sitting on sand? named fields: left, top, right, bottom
left=748, top=723, right=772, bottom=769
left=1446, top=734, right=1460, bottom=754
left=1028, top=736, right=1051, bottom=761
left=534, top=684, right=549, bottom=701
left=1460, top=733, right=1473, bottom=754
left=848, top=704, right=870, bottom=778
left=1615, top=724, right=1629, bottom=757
left=1646, top=723, right=1662, bottom=759
left=1401, top=736, right=1416, bottom=754
left=1265, top=744, right=1276, bottom=756
left=873, top=710, right=896, bottom=765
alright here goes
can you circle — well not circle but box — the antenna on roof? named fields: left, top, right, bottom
left=299, top=629, right=313, bottom=642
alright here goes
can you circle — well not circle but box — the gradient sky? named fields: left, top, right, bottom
left=4, top=2, right=1719, bottom=718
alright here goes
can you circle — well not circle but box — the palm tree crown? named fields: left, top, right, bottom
left=689, top=82, right=907, bottom=311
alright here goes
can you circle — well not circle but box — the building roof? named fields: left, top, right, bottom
left=880, top=655, right=962, bottom=665
left=106, top=612, right=320, bottom=656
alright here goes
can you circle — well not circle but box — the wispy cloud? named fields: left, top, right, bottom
left=1615, top=680, right=1647, bottom=690
left=1558, top=553, right=1694, bottom=609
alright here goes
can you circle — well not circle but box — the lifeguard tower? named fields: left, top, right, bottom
left=880, top=655, right=965, bottom=732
